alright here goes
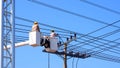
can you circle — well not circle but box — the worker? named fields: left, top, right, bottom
left=44, top=36, right=50, bottom=48
left=40, top=36, right=45, bottom=46
left=31, top=21, right=40, bottom=32
left=50, top=30, right=57, bottom=37
left=49, top=30, right=58, bottom=52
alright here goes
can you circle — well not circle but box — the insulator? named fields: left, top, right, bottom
left=59, top=41, right=61, bottom=45
left=70, top=36, right=72, bottom=39
left=66, top=37, right=69, bottom=41
left=74, top=33, right=76, bottom=38
left=69, top=51, right=73, bottom=54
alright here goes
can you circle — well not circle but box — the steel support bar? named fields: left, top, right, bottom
left=0, top=0, right=3, bottom=68
left=11, top=0, right=15, bottom=68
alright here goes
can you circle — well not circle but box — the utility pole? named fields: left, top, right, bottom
left=0, top=0, right=15, bottom=68
left=63, top=43, right=67, bottom=68
left=63, top=34, right=76, bottom=68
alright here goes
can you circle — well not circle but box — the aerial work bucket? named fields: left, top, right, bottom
left=45, top=37, right=58, bottom=52
left=29, top=31, right=41, bottom=47
left=50, top=37, right=58, bottom=51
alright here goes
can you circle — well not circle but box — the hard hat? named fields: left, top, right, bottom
left=34, top=21, right=38, bottom=24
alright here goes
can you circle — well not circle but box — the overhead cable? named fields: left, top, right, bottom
left=29, top=0, right=120, bottom=29
left=80, top=0, right=120, bottom=15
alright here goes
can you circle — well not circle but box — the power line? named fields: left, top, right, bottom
left=83, top=20, right=120, bottom=36
left=15, top=16, right=120, bottom=56
left=15, top=16, right=120, bottom=63
left=48, top=53, right=50, bottom=68
left=70, top=47, right=120, bottom=63
left=77, top=28, right=120, bottom=48
left=76, top=58, right=79, bottom=68
left=80, top=0, right=120, bottom=15
left=15, top=23, right=75, bottom=38
left=67, top=39, right=120, bottom=54
left=77, top=32, right=120, bottom=45
left=69, top=29, right=120, bottom=51
left=15, top=16, right=75, bottom=34
left=67, top=47, right=120, bottom=63
left=28, top=1, right=120, bottom=55
left=29, top=0, right=120, bottom=29
left=92, top=52, right=120, bottom=63
left=72, top=58, right=74, bottom=68
left=70, top=39, right=120, bottom=55
left=16, top=23, right=73, bottom=34
left=15, top=16, right=120, bottom=51
left=90, top=38, right=120, bottom=55
left=15, top=16, right=120, bottom=45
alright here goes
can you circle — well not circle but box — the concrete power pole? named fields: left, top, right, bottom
left=0, top=0, right=15, bottom=68
left=63, top=43, right=67, bottom=68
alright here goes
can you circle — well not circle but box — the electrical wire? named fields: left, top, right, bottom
left=15, top=16, right=120, bottom=46
left=80, top=0, right=120, bottom=15
left=15, top=17, right=120, bottom=54
left=15, top=16, right=75, bottom=34
left=48, top=53, right=50, bottom=68
left=72, top=58, right=74, bottom=68
left=16, top=23, right=74, bottom=37
left=15, top=2, right=120, bottom=59
left=71, top=39, right=120, bottom=55
left=72, top=47, right=120, bottom=63
left=15, top=16, right=120, bottom=55
left=91, top=52, right=120, bottom=63
left=80, top=20, right=120, bottom=38
left=14, top=16, right=118, bottom=63
left=90, top=38, right=120, bottom=55
left=76, top=58, right=79, bottom=68
left=29, top=0, right=120, bottom=29
left=16, top=23, right=69, bottom=34
left=68, top=29, right=120, bottom=51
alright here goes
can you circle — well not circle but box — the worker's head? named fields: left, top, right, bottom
left=51, top=30, right=54, bottom=32
left=34, top=21, right=38, bottom=24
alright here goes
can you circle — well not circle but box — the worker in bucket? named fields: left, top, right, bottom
left=44, top=36, right=50, bottom=48
left=31, top=21, right=40, bottom=32
left=50, top=30, right=58, bottom=37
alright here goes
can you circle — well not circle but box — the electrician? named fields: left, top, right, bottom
left=43, top=36, right=50, bottom=48
left=50, top=30, right=57, bottom=37
left=31, top=21, right=40, bottom=32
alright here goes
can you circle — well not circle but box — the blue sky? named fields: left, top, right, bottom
left=15, top=0, right=120, bottom=68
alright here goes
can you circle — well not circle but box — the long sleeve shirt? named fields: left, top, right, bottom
left=32, top=24, right=40, bottom=32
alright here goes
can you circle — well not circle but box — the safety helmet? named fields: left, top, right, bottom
left=34, top=21, right=38, bottom=24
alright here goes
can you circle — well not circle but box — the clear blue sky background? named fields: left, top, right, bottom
left=15, top=0, right=120, bottom=68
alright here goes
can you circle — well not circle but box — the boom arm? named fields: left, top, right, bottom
left=4, top=41, right=29, bottom=49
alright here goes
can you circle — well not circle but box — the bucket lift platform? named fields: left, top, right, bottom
left=29, top=31, right=58, bottom=52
